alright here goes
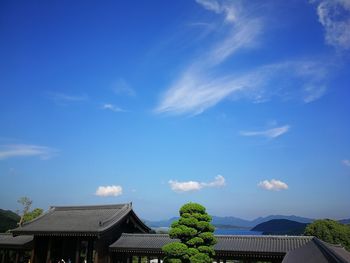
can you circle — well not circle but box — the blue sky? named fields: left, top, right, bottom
left=1, top=0, right=350, bottom=221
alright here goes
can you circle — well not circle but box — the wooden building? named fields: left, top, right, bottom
left=109, top=233, right=350, bottom=263
left=2, top=202, right=350, bottom=263
left=0, top=234, right=32, bottom=263
left=11, top=203, right=150, bottom=263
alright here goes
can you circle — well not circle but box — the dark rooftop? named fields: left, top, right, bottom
left=110, top=233, right=350, bottom=262
left=11, top=203, right=149, bottom=236
left=109, top=233, right=312, bottom=253
left=0, top=233, right=33, bottom=249
left=282, top=238, right=350, bottom=263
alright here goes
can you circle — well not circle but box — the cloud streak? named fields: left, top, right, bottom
left=0, top=144, right=58, bottom=160
left=342, top=159, right=350, bottom=167
left=240, top=125, right=290, bottom=139
left=258, top=179, right=288, bottom=191
left=315, top=0, right=350, bottom=50
left=48, top=92, right=88, bottom=105
left=95, top=185, right=123, bottom=197
left=102, top=104, right=124, bottom=112
left=155, top=1, right=331, bottom=116
left=169, top=175, right=225, bottom=193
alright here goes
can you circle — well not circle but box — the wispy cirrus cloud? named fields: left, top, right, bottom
left=112, top=78, right=135, bottom=97
left=95, top=185, right=123, bottom=197
left=155, top=0, right=331, bottom=116
left=0, top=144, right=58, bottom=160
left=48, top=92, right=89, bottom=105
left=169, top=175, right=225, bottom=193
left=258, top=179, right=288, bottom=191
left=156, top=58, right=330, bottom=115
left=314, top=0, right=350, bottom=50
left=101, top=103, right=124, bottom=112
left=240, top=125, right=290, bottom=139
left=342, top=159, right=350, bottom=167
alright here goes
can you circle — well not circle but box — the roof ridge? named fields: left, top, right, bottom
left=122, top=233, right=169, bottom=237
left=214, top=235, right=312, bottom=239
left=99, top=203, right=131, bottom=227
left=52, top=203, right=129, bottom=210
left=313, top=237, right=350, bottom=263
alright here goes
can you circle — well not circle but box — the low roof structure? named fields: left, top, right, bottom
left=109, top=233, right=350, bottom=262
left=0, top=234, right=33, bottom=250
left=11, top=203, right=150, bottom=237
left=282, top=238, right=350, bottom=263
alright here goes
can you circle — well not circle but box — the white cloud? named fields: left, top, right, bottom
left=169, top=180, right=203, bottom=192
left=258, top=179, right=288, bottom=191
left=48, top=92, right=88, bottom=105
left=112, top=79, right=135, bottom=96
left=202, top=175, right=226, bottom=187
left=155, top=1, right=330, bottom=116
left=0, top=144, right=58, bottom=160
left=169, top=175, right=226, bottom=193
left=102, top=104, right=124, bottom=112
left=342, top=159, right=350, bottom=167
left=315, top=0, right=350, bottom=50
left=95, top=185, right=123, bottom=197
left=240, top=125, right=290, bottom=139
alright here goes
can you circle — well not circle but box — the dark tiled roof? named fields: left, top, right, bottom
left=11, top=203, right=150, bottom=236
left=0, top=233, right=33, bottom=249
left=214, top=235, right=312, bottom=253
left=282, top=238, right=350, bottom=263
left=109, top=233, right=312, bottom=254
left=110, top=234, right=350, bottom=262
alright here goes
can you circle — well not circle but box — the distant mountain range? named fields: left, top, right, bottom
left=144, top=214, right=315, bottom=229
left=251, top=219, right=308, bottom=235
left=0, top=209, right=20, bottom=232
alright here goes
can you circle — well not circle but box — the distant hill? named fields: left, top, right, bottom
left=339, top=219, right=350, bottom=225
left=0, top=209, right=20, bottom=232
left=143, top=217, right=179, bottom=227
left=251, top=219, right=308, bottom=235
left=144, top=215, right=314, bottom=228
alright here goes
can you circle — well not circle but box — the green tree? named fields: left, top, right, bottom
left=304, top=219, right=350, bottom=251
left=17, top=197, right=43, bottom=225
left=162, top=203, right=217, bottom=263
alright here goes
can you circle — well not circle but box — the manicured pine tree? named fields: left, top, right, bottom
left=162, top=202, right=217, bottom=263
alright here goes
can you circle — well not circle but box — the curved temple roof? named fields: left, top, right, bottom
left=11, top=203, right=150, bottom=236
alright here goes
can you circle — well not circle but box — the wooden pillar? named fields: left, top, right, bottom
left=1, top=250, right=5, bottom=263
left=30, top=245, right=36, bottom=263
left=15, top=250, right=19, bottom=263
left=46, top=238, right=52, bottom=263
left=87, top=239, right=93, bottom=263
left=75, top=238, right=81, bottom=263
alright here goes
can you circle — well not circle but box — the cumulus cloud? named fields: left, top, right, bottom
left=169, top=175, right=226, bottom=193
left=102, top=104, right=124, bottom=112
left=342, top=159, right=350, bottom=167
left=315, top=0, right=350, bottom=50
left=95, top=185, right=123, bottom=197
left=240, top=125, right=290, bottom=139
left=258, top=179, right=288, bottom=191
left=0, top=144, right=58, bottom=160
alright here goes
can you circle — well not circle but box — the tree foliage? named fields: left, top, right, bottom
left=162, top=203, right=216, bottom=263
left=304, top=219, right=350, bottom=251
left=17, top=197, right=43, bottom=225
